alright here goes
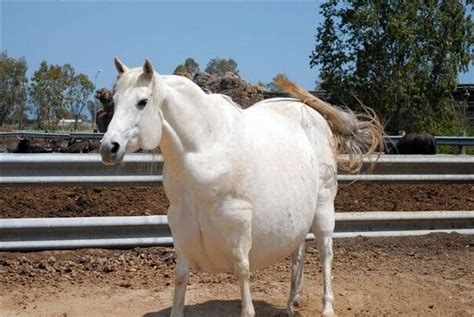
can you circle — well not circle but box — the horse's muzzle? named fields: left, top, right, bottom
left=100, top=141, right=125, bottom=165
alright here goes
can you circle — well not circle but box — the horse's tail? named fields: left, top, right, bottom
left=275, top=77, right=385, bottom=174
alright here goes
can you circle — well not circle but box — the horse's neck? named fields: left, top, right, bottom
left=159, top=76, right=239, bottom=166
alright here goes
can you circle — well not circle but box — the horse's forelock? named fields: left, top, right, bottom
left=114, top=70, right=137, bottom=92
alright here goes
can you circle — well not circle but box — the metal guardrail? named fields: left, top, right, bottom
left=0, top=131, right=104, bottom=140
left=1, top=153, right=473, bottom=186
left=1, top=131, right=474, bottom=146
left=0, top=153, right=163, bottom=186
left=1, top=211, right=472, bottom=251
left=386, top=135, right=474, bottom=147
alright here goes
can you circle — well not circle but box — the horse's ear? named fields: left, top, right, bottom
left=114, top=57, right=129, bottom=75
left=143, top=59, right=154, bottom=78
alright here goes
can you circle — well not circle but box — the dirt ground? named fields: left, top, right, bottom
left=1, top=183, right=473, bottom=218
left=1, top=233, right=472, bottom=316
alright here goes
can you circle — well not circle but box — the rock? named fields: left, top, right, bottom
left=38, top=260, right=50, bottom=270
left=191, top=71, right=264, bottom=108
left=103, top=264, right=115, bottom=273
left=119, top=281, right=132, bottom=288
left=19, top=264, right=33, bottom=276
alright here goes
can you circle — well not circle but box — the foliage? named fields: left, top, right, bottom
left=173, top=64, right=188, bottom=76
left=173, top=57, right=200, bottom=77
left=266, top=73, right=288, bottom=92
left=29, top=61, right=93, bottom=130
left=87, top=99, right=101, bottom=122
left=0, top=51, right=28, bottom=128
left=205, top=57, right=239, bottom=76
left=184, top=58, right=200, bottom=76
left=65, top=73, right=94, bottom=130
left=310, top=0, right=473, bottom=134
left=30, top=62, right=72, bottom=129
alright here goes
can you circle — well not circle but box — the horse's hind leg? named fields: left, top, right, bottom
left=170, top=253, right=189, bottom=317
left=287, top=242, right=305, bottom=316
left=312, top=199, right=335, bottom=317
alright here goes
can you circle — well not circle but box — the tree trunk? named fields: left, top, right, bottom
left=18, top=116, right=23, bottom=130
left=0, top=112, right=7, bottom=127
left=36, top=114, right=43, bottom=130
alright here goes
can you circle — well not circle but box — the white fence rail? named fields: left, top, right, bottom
left=2, top=131, right=474, bottom=147
left=1, top=153, right=473, bottom=186
left=1, top=211, right=473, bottom=251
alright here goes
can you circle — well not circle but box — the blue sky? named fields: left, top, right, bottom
left=1, top=0, right=473, bottom=92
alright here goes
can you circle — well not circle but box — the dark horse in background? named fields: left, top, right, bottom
left=388, top=132, right=437, bottom=154
left=95, top=88, right=115, bottom=133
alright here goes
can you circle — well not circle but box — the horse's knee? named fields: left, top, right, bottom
left=175, top=258, right=189, bottom=285
left=233, top=253, right=250, bottom=278
left=317, top=235, right=333, bottom=252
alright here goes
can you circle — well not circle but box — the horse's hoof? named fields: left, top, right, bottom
left=241, top=306, right=255, bottom=317
left=285, top=308, right=301, bottom=317
left=286, top=301, right=302, bottom=317
left=321, top=309, right=335, bottom=317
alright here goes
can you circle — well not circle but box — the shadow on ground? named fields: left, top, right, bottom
left=143, top=299, right=292, bottom=317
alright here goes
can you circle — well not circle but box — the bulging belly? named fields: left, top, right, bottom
left=168, top=164, right=318, bottom=273
left=248, top=206, right=314, bottom=271
left=171, top=204, right=314, bottom=274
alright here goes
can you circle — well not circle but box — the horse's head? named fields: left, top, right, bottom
left=100, top=58, right=163, bottom=165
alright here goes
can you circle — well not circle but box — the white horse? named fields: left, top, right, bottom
left=100, top=58, right=383, bottom=317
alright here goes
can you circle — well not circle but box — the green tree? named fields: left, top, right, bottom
left=266, top=73, right=288, bottom=93
left=184, top=58, right=200, bottom=76
left=0, top=51, right=28, bottom=128
left=30, top=62, right=75, bottom=129
left=205, top=57, right=239, bottom=76
left=173, top=64, right=188, bottom=76
left=310, top=0, right=473, bottom=134
left=65, top=73, right=94, bottom=130
left=87, top=99, right=100, bottom=123
left=173, top=57, right=200, bottom=77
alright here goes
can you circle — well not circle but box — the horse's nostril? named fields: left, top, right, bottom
left=110, top=142, right=120, bottom=154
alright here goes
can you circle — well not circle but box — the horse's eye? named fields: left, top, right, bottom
left=137, top=99, right=148, bottom=108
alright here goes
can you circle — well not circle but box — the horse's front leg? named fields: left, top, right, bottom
left=233, top=245, right=254, bottom=317
left=212, top=198, right=255, bottom=317
left=287, top=242, right=305, bottom=316
left=170, top=253, right=189, bottom=317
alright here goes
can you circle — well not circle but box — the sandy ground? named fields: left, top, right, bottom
left=1, top=234, right=473, bottom=317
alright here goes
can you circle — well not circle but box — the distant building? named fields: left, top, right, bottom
left=58, top=119, right=82, bottom=127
